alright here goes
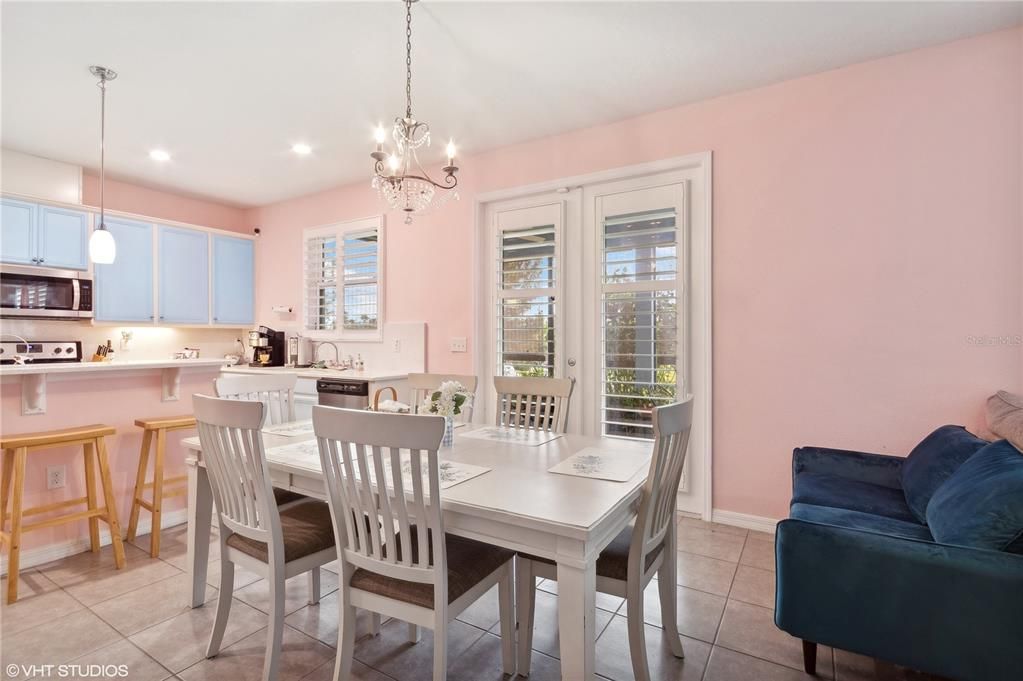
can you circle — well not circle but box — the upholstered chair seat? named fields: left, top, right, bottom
left=225, top=499, right=335, bottom=563
left=351, top=530, right=515, bottom=609
left=520, top=524, right=664, bottom=582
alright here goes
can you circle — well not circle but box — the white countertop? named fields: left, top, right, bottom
left=221, top=365, right=410, bottom=382
left=0, top=358, right=230, bottom=376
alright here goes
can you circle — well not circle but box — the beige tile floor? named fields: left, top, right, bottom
left=0, top=518, right=949, bottom=681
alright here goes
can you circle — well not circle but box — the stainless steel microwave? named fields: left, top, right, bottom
left=0, top=265, right=94, bottom=320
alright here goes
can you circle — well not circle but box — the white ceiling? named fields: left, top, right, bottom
left=2, top=2, right=1020, bottom=207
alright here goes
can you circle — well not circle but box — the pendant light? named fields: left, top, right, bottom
left=89, top=65, right=117, bottom=264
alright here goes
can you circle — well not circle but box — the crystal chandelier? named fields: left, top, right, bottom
left=371, top=0, right=458, bottom=224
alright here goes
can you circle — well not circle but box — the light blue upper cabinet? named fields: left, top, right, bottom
left=158, top=225, right=209, bottom=324
left=95, top=218, right=155, bottom=322
left=1, top=198, right=38, bottom=266
left=38, top=205, right=89, bottom=270
left=211, top=234, right=254, bottom=326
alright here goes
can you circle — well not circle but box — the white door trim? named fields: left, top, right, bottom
left=473, top=151, right=713, bottom=520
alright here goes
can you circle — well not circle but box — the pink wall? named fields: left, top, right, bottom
left=249, top=28, right=1022, bottom=519
left=0, top=370, right=221, bottom=553
left=83, top=173, right=248, bottom=233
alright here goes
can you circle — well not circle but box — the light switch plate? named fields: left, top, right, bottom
left=450, top=337, right=468, bottom=353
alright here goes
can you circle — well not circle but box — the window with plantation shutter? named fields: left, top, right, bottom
left=497, top=220, right=558, bottom=378
left=341, top=230, right=379, bottom=330
left=601, top=208, right=679, bottom=440
left=303, top=217, right=383, bottom=336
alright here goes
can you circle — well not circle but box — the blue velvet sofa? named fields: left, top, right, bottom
left=774, top=426, right=1023, bottom=680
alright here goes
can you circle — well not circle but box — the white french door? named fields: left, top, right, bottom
left=479, top=159, right=711, bottom=516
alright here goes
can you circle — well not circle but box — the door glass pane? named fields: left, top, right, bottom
left=601, top=207, right=679, bottom=440
left=498, top=222, right=557, bottom=377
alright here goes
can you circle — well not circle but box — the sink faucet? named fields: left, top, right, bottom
left=313, top=341, right=341, bottom=367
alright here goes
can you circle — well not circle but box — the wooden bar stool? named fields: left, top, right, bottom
left=126, top=415, right=196, bottom=558
left=0, top=424, right=126, bottom=604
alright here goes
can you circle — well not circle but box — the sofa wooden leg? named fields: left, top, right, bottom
left=802, top=640, right=817, bottom=675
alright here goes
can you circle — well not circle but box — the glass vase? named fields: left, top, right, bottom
left=442, top=415, right=455, bottom=448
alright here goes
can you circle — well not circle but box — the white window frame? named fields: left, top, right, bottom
left=472, top=152, right=713, bottom=520
left=302, top=214, right=385, bottom=341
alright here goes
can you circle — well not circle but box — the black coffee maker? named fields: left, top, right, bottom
left=248, top=326, right=286, bottom=367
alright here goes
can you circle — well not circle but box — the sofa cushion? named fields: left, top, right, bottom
left=792, top=472, right=918, bottom=523
left=899, top=425, right=987, bottom=523
left=926, top=440, right=1023, bottom=554
left=790, top=503, right=934, bottom=542
left=987, top=390, right=1023, bottom=452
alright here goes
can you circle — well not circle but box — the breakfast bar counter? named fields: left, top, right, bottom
left=1, top=358, right=229, bottom=415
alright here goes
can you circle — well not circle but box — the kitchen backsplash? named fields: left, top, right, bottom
left=0, top=319, right=243, bottom=361
left=0, top=319, right=427, bottom=373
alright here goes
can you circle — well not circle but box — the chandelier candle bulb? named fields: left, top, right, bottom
left=446, top=140, right=456, bottom=165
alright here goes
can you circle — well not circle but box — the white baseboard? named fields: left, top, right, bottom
left=710, top=509, right=779, bottom=535
left=1, top=509, right=189, bottom=577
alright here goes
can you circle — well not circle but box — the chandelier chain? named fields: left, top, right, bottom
left=405, top=0, right=413, bottom=119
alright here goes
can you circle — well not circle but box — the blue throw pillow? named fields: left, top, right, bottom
left=926, top=440, right=1023, bottom=553
left=900, top=425, right=987, bottom=523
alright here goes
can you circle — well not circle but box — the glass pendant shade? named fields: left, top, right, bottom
left=89, top=226, right=116, bottom=264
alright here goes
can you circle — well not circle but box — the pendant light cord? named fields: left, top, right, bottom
left=98, top=74, right=106, bottom=229
left=405, top=0, right=413, bottom=120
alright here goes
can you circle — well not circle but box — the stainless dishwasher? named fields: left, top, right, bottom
left=316, top=378, right=370, bottom=409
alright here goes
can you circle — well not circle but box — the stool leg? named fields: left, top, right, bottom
left=6, top=448, right=27, bottom=604
left=0, top=448, right=14, bottom=536
left=95, top=437, right=126, bottom=569
left=126, top=430, right=153, bottom=544
left=150, top=428, right=167, bottom=558
left=83, top=441, right=101, bottom=552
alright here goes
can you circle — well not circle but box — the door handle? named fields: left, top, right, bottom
left=567, top=358, right=577, bottom=367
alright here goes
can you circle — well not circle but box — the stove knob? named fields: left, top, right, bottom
left=53, top=347, right=63, bottom=354
left=65, top=346, right=76, bottom=356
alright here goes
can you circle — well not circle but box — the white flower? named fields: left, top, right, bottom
left=423, top=381, right=473, bottom=417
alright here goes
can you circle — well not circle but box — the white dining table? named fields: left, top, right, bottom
left=182, top=423, right=674, bottom=681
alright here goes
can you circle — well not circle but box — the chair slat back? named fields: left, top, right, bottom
left=193, top=394, right=280, bottom=545
left=314, top=406, right=447, bottom=585
left=409, top=373, right=479, bottom=421
left=214, top=373, right=297, bottom=425
left=493, top=376, right=574, bottom=433
left=632, top=398, right=694, bottom=565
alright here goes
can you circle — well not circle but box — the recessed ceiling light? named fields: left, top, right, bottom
left=149, top=149, right=171, bottom=162
left=292, top=143, right=312, bottom=155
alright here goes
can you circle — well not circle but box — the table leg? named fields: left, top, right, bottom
left=186, top=457, right=213, bottom=608
left=557, top=558, right=597, bottom=681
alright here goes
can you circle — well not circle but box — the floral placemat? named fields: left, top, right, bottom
left=263, top=419, right=315, bottom=437
left=458, top=426, right=562, bottom=447
left=548, top=447, right=649, bottom=482
left=266, top=440, right=321, bottom=469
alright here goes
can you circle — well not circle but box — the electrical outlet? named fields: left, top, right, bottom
left=392, top=339, right=401, bottom=353
left=47, top=465, right=66, bottom=490
left=450, top=337, right=468, bottom=353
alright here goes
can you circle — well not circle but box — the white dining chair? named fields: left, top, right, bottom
left=194, top=394, right=338, bottom=681
left=493, top=375, right=575, bottom=433
left=516, top=397, right=694, bottom=681
left=313, top=406, right=517, bottom=681
left=409, top=373, right=479, bottom=421
left=215, top=373, right=297, bottom=425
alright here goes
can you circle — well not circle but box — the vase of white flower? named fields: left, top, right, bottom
left=423, top=381, right=472, bottom=448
